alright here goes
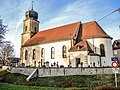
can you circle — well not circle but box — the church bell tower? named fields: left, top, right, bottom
left=21, top=2, right=39, bottom=46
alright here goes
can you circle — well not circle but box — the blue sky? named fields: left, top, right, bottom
left=0, top=0, right=120, bottom=57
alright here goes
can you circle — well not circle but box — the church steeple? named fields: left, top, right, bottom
left=21, top=2, right=39, bottom=46
left=25, top=1, right=38, bottom=21
left=31, top=1, right=33, bottom=10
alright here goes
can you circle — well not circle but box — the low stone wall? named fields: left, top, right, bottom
left=10, top=67, right=116, bottom=77
left=10, top=67, right=35, bottom=75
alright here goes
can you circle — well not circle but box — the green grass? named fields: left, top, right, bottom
left=0, top=70, right=120, bottom=89
left=0, top=83, right=85, bottom=90
left=29, top=74, right=114, bottom=87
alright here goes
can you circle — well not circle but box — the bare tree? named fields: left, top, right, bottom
left=0, top=17, right=7, bottom=43
left=0, top=17, right=15, bottom=66
left=0, top=41, right=15, bottom=65
left=0, top=16, right=8, bottom=65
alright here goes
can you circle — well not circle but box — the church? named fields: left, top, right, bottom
left=20, top=7, right=113, bottom=67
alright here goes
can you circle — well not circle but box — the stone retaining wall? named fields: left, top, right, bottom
left=10, top=67, right=117, bottom=77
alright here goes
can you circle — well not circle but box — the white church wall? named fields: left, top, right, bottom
left=87, top=38, right=113, bottom=67
left=39, top=40, right=72, bottom=67
left=22, top=40, right=72, bottom=67
left=21, top=45, right=40, bottom=67
left=69, top=51, right=88, bottom=67
left=21, top=38, right=113, bottom=68
left=88, top=55, right=100, bottom=67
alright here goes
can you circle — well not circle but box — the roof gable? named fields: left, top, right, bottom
left=23, top=22, right=80, bottom=46
left=113, top=39, right=120, bottom=50
left=81, top=21, right=112, bottom=39
left=68, top=40, right=92, bottom=52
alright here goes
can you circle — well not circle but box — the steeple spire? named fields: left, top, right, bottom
left=25, top=1, right=38, bottom=20
left=31, top=1, right=33, bottom=10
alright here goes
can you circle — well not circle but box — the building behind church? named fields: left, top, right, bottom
left=20, top=7, right=113, bottom=67
left=113, top=39, right=120, bottom=62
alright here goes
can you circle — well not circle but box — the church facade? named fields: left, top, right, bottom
left=20, top=8, right=113, bottom=67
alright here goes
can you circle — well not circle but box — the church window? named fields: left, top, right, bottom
left=25, top=50, right=28, bottom=60
left=98, top=61, right=99, bottom=64
left=94, top=47, right=96, bottom=53
left=51, top=47, right=55, bottom=59
left=41, top=48, right=45, bottom=58
left=33, top=49, right=36, bottom=60
left=116, top=42, right=120, bottom=46
left=34, top=27, right=37, bottom=32
left=93, top=62, right=95, bottom=67
left=25, top=26, right=27, bottom=32
left=100, top=44, right=105, bottom=57
left=62, top=46, right=66, bottom=58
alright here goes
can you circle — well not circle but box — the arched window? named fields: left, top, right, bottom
left=34, top=27, right=37, bottom=32
left=33, top=49, right=36, bottom=60
left=100, top=44, right=105, bottom=57
left=41, top=48, right=45, bottom=58
left=51, top=47, right=55, bottom=59
left=25, top=26, right=27, bottom=32
left=25, top=50, right=28, bottom=60
left=62, top=46, right=66, bottom=58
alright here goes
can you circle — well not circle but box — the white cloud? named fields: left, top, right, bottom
left=40, top=0, right=98, bottom=30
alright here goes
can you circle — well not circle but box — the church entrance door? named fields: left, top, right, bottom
left=76, top=58, right=80, bottom=67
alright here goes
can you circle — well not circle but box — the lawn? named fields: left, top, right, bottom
left=0, top=83, right=84, bottom=90
left=0, top=70, right=120, bottom=89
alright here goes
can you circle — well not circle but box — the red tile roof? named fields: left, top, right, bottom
left=68, top=40, right=92, bottom=52
left=22, top=21, right=112, bottom=47
left=23, top=22, right=80, bottom=46
left=81, top=21, right=112, bottom=39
